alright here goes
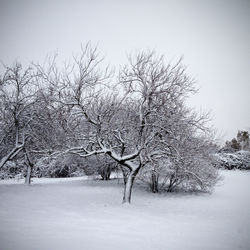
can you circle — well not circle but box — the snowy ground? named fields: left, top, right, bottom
left=0, top=170, right=249, bottom=250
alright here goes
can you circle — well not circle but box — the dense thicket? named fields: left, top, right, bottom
left=0, top=45, right=219, bottom=202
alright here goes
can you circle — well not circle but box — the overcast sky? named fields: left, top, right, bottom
left=0, top=0, right=249, bottom=142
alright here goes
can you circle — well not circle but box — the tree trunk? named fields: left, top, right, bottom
left=100, top=165, right=112, bottom=180
left=24, top=151, right=33, bottom=185
left=151, top=171, right=159, bottom=193
left=122, top=167, right=140, bottom=203
left=25, top=164, right=32, bottom=185
left=121, top=166, right=129, bottom=185
left=167, top=176, right=177, bottom=192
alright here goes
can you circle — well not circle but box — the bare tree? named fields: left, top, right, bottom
left=0, top=63, right=36, bottom=169
left=37, top=45, right=204, bottom=203
left=0, top=63, right=60, bottom=183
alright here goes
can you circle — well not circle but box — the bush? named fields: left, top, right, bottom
left=0, top=160, right=25, bottom=179
left=35, top=154, right=86, bottom=178
left=214, top=151, right=250, bottom=170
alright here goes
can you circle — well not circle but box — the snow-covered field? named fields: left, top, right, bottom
left=0, top=170, right=249, bottom=250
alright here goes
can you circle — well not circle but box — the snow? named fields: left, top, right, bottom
left=0, top=176, right=89, bottom=185
left=214, top=151, right=250, bottom=170
left=0, top=170, right=250, bottom=250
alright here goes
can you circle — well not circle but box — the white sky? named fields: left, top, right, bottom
left=0, top=0, right=249, bottom=142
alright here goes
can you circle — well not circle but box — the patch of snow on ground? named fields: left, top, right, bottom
left=0, top=170, right=249, bottom=250
left=0, top=176, right=90, bottom=185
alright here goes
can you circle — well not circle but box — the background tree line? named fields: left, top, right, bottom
left=214, top=130, right=250, bottom=170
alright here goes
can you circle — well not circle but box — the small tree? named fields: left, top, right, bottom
left=0, top=63, right=36, bottom=171
left=237, top=131, right=249, bottom=151
left=0, top=62, right=72, bottom=183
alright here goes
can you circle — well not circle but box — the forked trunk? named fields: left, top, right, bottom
left=122, top=167, right=140, bottom=203
left=167, top=176, right=177, bottom=192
